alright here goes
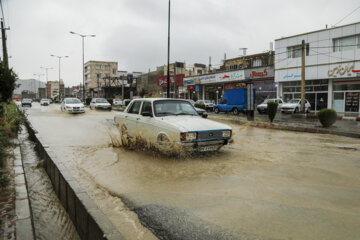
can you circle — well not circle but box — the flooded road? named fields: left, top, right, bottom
left=25, top=103, right=360, bottom=240
left=18, top=126, right=79, bottom=240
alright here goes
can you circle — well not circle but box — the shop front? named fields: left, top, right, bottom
left=245, top=66, right=276, bottom=104
left=276, top=62, right=360, bottom=114
left=157, top=74, right=185, bottom=98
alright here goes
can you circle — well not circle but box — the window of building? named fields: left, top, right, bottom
left=105, top=74, right=110, bottom=78
left=287, top=44, right=309, bottom=58
left=333, top=34, right=360, bottom=52
left=112, top=69, right=117, bottom=75
left=95, top=65, right=101, bottom=70
left=96, top=74, right=101, bottom=79
left=252, top=59, right=262, bottom=67
left=197, top=70, right=203, bottom=75
left=229, top=64, right=238, bottom=70
left=105, top=65, right=110, bottom=70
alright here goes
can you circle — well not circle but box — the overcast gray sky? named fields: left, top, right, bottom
left=4, top=0, right=360, bottom=87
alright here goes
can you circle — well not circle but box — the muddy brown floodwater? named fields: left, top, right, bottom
left=25, top=103, right=360, bottom=240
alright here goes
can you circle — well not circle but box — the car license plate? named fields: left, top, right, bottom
left=199, top=145, right=219, bottom=152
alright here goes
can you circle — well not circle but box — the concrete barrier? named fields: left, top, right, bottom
left=24, top=121, right=125, bottom=240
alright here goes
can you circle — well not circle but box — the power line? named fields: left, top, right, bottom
left=334, top=5, right=360, bottom=26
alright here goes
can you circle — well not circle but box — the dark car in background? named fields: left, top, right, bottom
left=21, top=98, right=32, bottom=107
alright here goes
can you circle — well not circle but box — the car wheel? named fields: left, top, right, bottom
left=294, top=108, right=298, bottom=113
left=157, top=134, right=171, bottom=153
left=214, top=108, right=220, bottom=114
left=233, top=108, right=239, bottom=115
left=306, top=107, right=310, bottom=113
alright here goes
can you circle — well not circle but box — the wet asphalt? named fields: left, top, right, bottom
left=21, top=102, right=360, bottom=240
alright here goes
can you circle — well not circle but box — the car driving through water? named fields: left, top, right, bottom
left=61, top=98, right=85, bottom=113
left=114, top=98, right=232, bottom=153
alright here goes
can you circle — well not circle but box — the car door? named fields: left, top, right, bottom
left=138, top=101, right=158, bottom=142
left=90, top=99, right=95, bottom=109
left=61, top=100, right=65, bottom=111
left=125, top=100, right=143, bottom=137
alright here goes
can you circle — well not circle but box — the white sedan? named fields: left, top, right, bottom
left=114, top=98, right=232, bottom=153
left=90, top=98, right=112, bottom=110
left=61, top=98, right=85, bottom=113
left=281, top=99, right=311, bottom=113
left=257, top=98, right=284, bottom=114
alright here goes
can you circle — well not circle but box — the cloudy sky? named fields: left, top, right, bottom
left=4, top=0, right=360, bottom=87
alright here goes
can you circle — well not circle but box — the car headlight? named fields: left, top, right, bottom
left=222, top=130, right=232, bottom=138
left=180, top=132, right=197, bottom=141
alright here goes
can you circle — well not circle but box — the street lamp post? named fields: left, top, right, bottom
left=50, top=54, right=68, bottom=102
left=70, top=31, right=96, bottom=101
left=40, top=66, right=53, bottom=98
left=166, top=0, right=171, bottom=98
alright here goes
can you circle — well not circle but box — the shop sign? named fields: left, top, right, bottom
left=156, top=74, right=185, bottom=87
left=352, top=69, right=360, bottom=77
left=328, top=63, right=354, bottom=77
left=183, top=79, right=194, bottom=86
left=246, top=67, right=274, bottom=79
left=282, top=74, right=301, bottom=80
left=195, top=85, right=200, bottom=92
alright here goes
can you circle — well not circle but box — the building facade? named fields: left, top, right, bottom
left=183, top=52, right=276, bottom=103
left=275, top=22, right=360, bottom=114
left=46, top=81, right=64, bottom=100
left=84, top=60, right=118, bottom=97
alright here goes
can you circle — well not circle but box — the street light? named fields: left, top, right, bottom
left=40, top=66, right=53, bottom=98
left=33, top=73, right=44, bottom=99
left=50, top=54, right=69, bottom=101
left=70, top=31, right=96, bottom=101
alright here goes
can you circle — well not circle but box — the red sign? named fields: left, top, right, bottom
left=223, top=75, right=230, bottom=79
left=156, top=74, right=185, bottom=87
left=352, top=70, right=360, bottom=72
left=250, top=69, right=268, bottom=78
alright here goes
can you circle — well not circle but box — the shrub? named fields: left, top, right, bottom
left=85, top=97, right=92, bottom=105
left=192, top=94, right=198, bottom=102
left=267, top=101, right=278, bottom=123
left=194, top=103, right=206, bottom=110
left=106, top=98, right=113, bottom=105
left=318, top=108, right=337, bottom=127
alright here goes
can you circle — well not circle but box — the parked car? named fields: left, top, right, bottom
left=21, top=98, right=32, bottom=107
left=113, top=99, right=123, bottom=107
left=281, top=99, right=311, bottom=113
left=40, top=98, right=51, bottom=106
left=90, top=98, right=112, bottom=110
left=114, top=98, right=232, bottom=153
left=195, top=100, right=214, bottom=111
left=61, top=98, right=85, bottom=113
left=257, top=98, right=284, bottom=114
left=214, top=88, right=254, bottom=115
left=187, top=99, right=208, bottom=118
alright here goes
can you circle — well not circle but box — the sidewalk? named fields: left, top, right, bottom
left=208, top=111, right=360, bottom=138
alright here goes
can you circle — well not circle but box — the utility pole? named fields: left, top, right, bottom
left=1, top=19, right=9, bottom=68
left=301, top=40, right=306, bottom=112
left=121, top=75, right=124, bottom=100
left=166, top=0, right=171, bottom=98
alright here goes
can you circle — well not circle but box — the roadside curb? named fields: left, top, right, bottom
left=23, top=120, right=126, bottom=240
left=214, top=117, right=360, bottom=138
left=13, top=139, right=36, bottom=240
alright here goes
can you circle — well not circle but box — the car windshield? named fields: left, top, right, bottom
left=22, top=99, right=31, bottom=103
left=114, top=99, right=121, bottom=102
left=96, top=99, right=108, bottom=103
left=65, top=98, right=81, bottom=104
left=154, top=100, right=198, bottom=116
left=204, top=100, right=212, bottom=103
left=288, top=99, right=300, bottom=104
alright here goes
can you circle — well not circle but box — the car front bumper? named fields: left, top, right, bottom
left=67, top=108, right=85, bottom=113
left=281, top=108, right=295, bottom=112
left=178, top=139, right=230, bottom=152
left=95, top=105, right=112, bottom=110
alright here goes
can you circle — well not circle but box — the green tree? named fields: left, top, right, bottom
left=267, top=101, right=278, bottom=123
left=0, top=62, right=17, bottom=102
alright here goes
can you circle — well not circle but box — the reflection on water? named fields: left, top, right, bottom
left=18, top=128, right=79, bottom=240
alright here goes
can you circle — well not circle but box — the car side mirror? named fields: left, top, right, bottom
left=142, top=111, right=153, bottom=117
left=201, top=112, right=208, bottom=118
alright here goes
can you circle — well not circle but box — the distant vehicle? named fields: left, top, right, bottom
left=195, top=100, right=214, bottom=111
left=214, top=88, right=255, bottom=115
left=113, top=99, right=123, bottom=107
left=114, top=98, right=232, bottom=153
left=61, top=98, right=85, bottom=113
left=21, top=99, right=32, bottom=107
left=187, top=99, right=208, bottom=118
left=257, top=98, right=284, bottom=114
left=40, top=99, right=51, bottom=106
left=90, top=98, right=112, bottom=110
left=281, top=99, right=311, bottom=113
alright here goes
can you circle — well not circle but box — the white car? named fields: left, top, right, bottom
left=114, top=98, right=232, bottom=153
left=281, top=99, right=311, bottom=113
left=113, top=99, right=123, bottom=107
left=90, top=98, right=112, bottom=110
left=40, top=98, right=51, bottom=106
left=195, top=100, right=214, bottom=111
left=61, top=98, right=85, bottom=113
left=257, top=98, right=284, bottom=114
